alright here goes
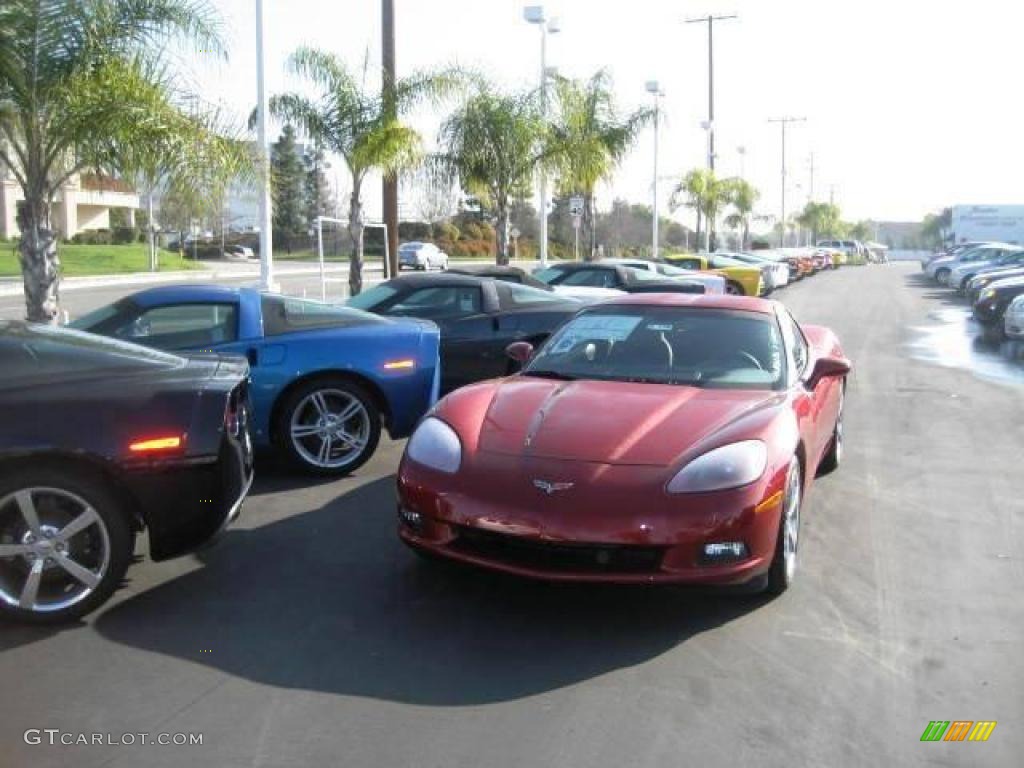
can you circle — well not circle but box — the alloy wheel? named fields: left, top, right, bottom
left=289, top=388, right=372, bottom=470
left=782, top=461, right=802, bottom=582
left=0, top=487, right=111, bottom=615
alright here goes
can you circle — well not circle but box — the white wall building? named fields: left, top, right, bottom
left=952, top=205, right=1024, bottom=245
left=0, top=165, right=140, bottom=240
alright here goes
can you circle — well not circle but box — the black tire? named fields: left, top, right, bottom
left=274, top=377, right=382, bottom=476
left=725, top=280, right=745, bottom=296
left=0, top=466, right=133, bottom=624
left=765, top=457, right=802, bottom=596
left=817, top=383, right=845, bottom=476
left=934, top=267, right=950, bottom=284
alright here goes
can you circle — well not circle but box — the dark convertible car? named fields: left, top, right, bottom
left=0, top=322, right=252, bottom=623
left=348, top=274, right=581, bottom=393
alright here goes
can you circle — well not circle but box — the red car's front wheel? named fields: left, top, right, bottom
left=766, top=457, right=802, bottom=595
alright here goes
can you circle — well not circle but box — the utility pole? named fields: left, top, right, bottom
left=808, top=152, right=815, bottom=202
left=255, top=0, right=275, bottom=291
left=646, top=81, right=663, bottom=260
left=382, top=0, right=398, bottom=279
left=768, top=116, right=805, bottom=247
left=686, top=13, right=737, bottom=252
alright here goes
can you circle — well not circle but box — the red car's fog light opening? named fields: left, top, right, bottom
left=702, top=542, right=748, bottom=563
left=399, top=506, right=423, bottom=531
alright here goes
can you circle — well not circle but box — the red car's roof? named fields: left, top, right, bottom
left=597, top=292, right=778, bottom=314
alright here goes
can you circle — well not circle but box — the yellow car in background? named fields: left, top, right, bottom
left=664, top=253, right=764, bottom=296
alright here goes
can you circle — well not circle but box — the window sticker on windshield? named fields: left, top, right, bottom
left=550, top=315, right=642, bottom=354
left=645, top=323, right=673, bottom=332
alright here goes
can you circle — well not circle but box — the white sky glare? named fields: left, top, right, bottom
left=191, top=0, right=1024, bottom=226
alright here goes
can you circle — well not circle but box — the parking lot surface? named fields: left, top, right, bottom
left=1, top=262, right=1021, bottom=768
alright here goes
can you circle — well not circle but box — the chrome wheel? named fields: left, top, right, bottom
left=833, top=390, right=844, bottom=465
left=0, top=487, right=110, bottom=614
left=289, top=388, right=372, bottom=470
left=781, top=461, right=802, bottom=583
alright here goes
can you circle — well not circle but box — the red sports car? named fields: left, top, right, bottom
left=397, top=293, right=850, bottom=594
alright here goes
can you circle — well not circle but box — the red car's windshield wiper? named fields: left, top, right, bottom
left=522, top=369, right=578, bottom=381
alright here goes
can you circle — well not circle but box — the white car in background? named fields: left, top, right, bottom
left=600, top=258, right=727, bottom=294
left=1005, top=295, right=1024, bottom=340
left=398, top=241, right=449, bottom=271
left=716, top=251, right=790, bottom=291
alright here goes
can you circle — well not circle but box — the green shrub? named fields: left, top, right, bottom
left=461, top=222, right=483, bottom=241
left=433, top=221, right=459, bottom=241
left=71, top=229, right=114, bottom=245
left=112, top=227, right=136, bottom=245
left=398, top=221, right=432, bottom=240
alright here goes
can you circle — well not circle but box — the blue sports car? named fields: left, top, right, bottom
left=71, top=286, right=440, bottom=475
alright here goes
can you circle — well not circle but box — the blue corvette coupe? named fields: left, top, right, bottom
left=71, top=286, right=440, bottom=475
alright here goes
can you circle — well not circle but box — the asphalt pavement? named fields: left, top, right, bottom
left=1, top=262, right=1022, bottom=768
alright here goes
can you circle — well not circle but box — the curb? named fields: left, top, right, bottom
left=0, top=262, right=353, bottom=297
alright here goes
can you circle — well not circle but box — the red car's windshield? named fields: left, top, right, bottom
left=524, top=306, right=785, bottom=389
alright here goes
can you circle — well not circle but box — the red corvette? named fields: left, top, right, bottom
left=397, top=293, right=850, bottom=594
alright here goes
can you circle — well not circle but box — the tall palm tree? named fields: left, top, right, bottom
left=670, top=169, right=731, bottom=252
left=724, top=178, right=760, bottom=249
left=434, top=88, right=546, bottom=265
left=548, top=71, right=652, bottom=260
left=268, top=48, right=460, bottom=295
left=0, top=0, right=233, bottom=322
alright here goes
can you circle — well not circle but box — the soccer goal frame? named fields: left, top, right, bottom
left=314, top=216, right=391, bottom=302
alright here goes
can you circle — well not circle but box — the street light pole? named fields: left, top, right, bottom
left=255, top=0, right=275, bottom=291
left=524, top=6, right=559, bottom=267
left=768, top=116, right=805, bottom=248
left=646, top=81, right=663, bottom=260
left=382, top=0, right=399, bottom=279
left=687, top=13, right=736, bottom=252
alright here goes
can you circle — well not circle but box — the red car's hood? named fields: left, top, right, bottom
left=476, top=377, right=774, bottom=467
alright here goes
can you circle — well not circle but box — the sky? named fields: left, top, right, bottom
left=184, top=0, right=1024, bottom=229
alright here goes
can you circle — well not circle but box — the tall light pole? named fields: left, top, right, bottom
left=737, top=145, right=746, bottom=179
left=255, top=0, right=275, bottom=291
left=686, top=13, right=737, bottom=252
left=768, top=116, right=805, bottom=247
left=646, top=81, right=663, bottom=260
left=524, top=6, right=559, bottom=267
left=382, top=0, right=398, bottom=279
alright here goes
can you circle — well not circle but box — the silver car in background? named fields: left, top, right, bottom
left=398, top=241, right=449, bottom=271
left=947, top=245, right=1024, bottom=293
left=1005, top=295, right=1024, bottom=340
left=601, top=258, right=727, bottom=294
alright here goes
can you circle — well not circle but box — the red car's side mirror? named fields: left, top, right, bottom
left=505, top=341, right=535, bottom=365
left=805, top=355, right=851, bottom=390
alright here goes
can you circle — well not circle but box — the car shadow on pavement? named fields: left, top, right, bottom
left=94, top=475, right=769, bottom=706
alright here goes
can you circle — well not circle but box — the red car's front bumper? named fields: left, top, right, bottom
left=397, top=456, right=788, bottom=586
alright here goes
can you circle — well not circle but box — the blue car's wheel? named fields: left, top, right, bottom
left=276, top=378, right=381, bottom=476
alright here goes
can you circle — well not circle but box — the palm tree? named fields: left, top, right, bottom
left=0, top=0, right=234, bottom=322
left=268, top=48, right=460, bottom=295
left=670, top=169, right=732, bottom=252
left=434, top=88, right=546, bottom=265
left=795, top=201, right=843, bottom=243
left=548, top=71, right=652, bottom=260
left=724, top=178, right=759, bottom=250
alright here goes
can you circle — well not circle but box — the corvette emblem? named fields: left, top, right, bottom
left=533, top=479, right=574, bottom=495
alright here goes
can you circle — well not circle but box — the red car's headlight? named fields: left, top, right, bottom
left=667, top=440, right=768, bottom=494
left=406, top=417, right=462, bottom=474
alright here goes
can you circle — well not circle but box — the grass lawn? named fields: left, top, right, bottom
left=0, top=243, right=205, bottom=277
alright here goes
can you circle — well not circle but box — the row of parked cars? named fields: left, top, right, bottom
left=0, top=252, right=852, bottom=623
left=920, top=241, right=1024, bottom=339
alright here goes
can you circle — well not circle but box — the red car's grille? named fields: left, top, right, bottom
left=451, top=526, right=664, bottom=574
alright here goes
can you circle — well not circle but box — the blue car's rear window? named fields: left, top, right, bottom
left=261, top=295, right=387, bottom=336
